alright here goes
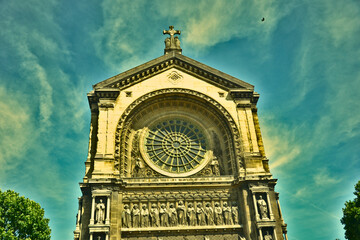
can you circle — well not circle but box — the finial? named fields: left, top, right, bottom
left=163, top=25, right=182, bottom=55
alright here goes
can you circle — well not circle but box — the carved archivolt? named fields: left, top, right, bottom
left=115, top=88, right=243, bottom=177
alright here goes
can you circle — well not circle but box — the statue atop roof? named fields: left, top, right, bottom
left=163, top=25, right=182, bottom=55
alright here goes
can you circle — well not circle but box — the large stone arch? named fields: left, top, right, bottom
left=114, top=88, right=244, bottom=178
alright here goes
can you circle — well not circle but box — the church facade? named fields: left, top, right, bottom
left=74, top=26, right=288, bottom=240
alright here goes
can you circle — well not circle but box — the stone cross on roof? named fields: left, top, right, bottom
left=163, top=25, right=181, bottom=38
left=163, top=25, right=182, bottom=55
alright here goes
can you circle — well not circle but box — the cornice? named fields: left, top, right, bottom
left=93, top=52, right=254, bottom=91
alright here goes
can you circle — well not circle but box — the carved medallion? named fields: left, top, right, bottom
left=167, top=71, right=183, bottom=85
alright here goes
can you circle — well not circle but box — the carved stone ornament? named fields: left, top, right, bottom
left=167, top=71, right=183, bottom=85
left=163, top=25, right=182, bottom=54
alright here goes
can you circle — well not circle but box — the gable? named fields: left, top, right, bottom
left=93, top=52, right=254, bottom=91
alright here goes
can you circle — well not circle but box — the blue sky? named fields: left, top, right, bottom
left=0, top=0, right=359, bottom=239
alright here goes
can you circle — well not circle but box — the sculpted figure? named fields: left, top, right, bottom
left=150, top=203, right=160, bottom=227
left=159, top=203, right=168, bottom=227
left=95, top=199, right=106, bottom=224
left=134, top=158, right=142, bottom=177
left=214, top=202, right=223, bottom=225
left=169, top=203, right=178, bottom=226
left=204, top=202, right=214, bottom=225
left=231, top=202, right=239, bottom=225
left=210, top=157, right=221, bottom=176
left=132, top=204, right=140, bottom=228
left=264, top=231, right=273, bottom=240
left=163, top=26, right=181, bottom=50
left=174, top=36, right=181, bottom=49
left=140, top=205, right=149, bottom=227
left=196, top=203, right=206, bottom=226
left=121, top=204, right=131, bottom=228
left=177, top=201, right=186, bottom=225
left=257, top=195, right=269, bottom=219
left=223, top=202, right=232, bottom=225
left=187, top=203, right=196, bottom=226
left=165, top=38, right=171, bottom=48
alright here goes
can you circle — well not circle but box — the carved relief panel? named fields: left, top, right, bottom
left=120, top=189, right=241, bottom=229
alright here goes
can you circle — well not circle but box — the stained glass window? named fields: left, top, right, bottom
left=145, top=119, right=207, bottom=173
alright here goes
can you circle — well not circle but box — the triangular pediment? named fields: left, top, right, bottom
left=93, top=52, right=254, bottom=91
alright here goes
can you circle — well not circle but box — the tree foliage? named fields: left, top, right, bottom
left=341, top=181, right=360, bottom=240
left=0, top=189, right=51, bottom=240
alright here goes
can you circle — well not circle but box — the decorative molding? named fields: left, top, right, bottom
left=98, top=103, right=114, bottom=108
left=97, top=56, right=250, bottom=91
left=167, top=70, right=183, bottom=85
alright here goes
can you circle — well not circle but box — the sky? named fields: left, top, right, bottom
left=0, top=0, right=359, bottom=239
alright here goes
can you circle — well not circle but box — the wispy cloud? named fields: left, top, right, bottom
left=261, top=116, right=302, bottom=169
left=166, top=0, right=290, bottom=50
left=0, top=87, right=32, bottom=176
left=93, top=0, right=296, bottom=70
left=313, top=168, right=342, bottom=186
left=0, top=0, right=87, bottom=205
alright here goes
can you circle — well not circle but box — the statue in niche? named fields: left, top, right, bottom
left=133, top=158, right=143, bottom=177
left=177, top=201, right=186, bottom=225
left=141, top=205, right=149, bottom=227
left=169, top=203, right=178, bottom=226
left=257, top=195, right=269, bottom=219
left=187, top=203, right=196, bottom=226
left=159, top=203, right=168, bottom=227
left=95, top=199, right=106, bottom=224
left=132, top=204, right=140, bottom=228
left=196, top=203, right=206, bottom=226
left=231, top=202, right=239, bottom=225
left=210, top=156, right=221, bottom=176
left=264, top=231, right=273, bottom=240
left=204, top=202, right=214, bottom=225
left=121, top=204, right=131, bottom=228
left=223, top=202, right=232, bottom=225
left=214, top=202, right=223, bottom=225
left=150, top=203, right=160, bottom=227
left=212, top=131, right=224, bottom=174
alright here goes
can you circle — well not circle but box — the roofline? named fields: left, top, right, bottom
left=93, top=52, right=254, bottom=91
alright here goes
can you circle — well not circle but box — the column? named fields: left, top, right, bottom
left=245, top=108, right=259, bottom=153
left=90, top=196, right=96, bottom=224
left=284, top=232, right=288, bottom=240
left=258, top=228, right=263, bottom=240
left=89, top=232, right=93, bottom=240
left=105, top=196, right=111, bottom=224
left=266, top=193, right=274, bottom=220
left=273, top=229, right=278, bottom=240
left=76, top=197, right=82, bottom=230
left=252, top=193, right=260, bottom=221
left=236, top=107, right=251, bottom=152
left=105, top=233, right=109, bottom=240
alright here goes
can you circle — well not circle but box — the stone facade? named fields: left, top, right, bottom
left=74, top=27, right=287, bottom=240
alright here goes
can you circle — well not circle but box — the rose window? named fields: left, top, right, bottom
left=144, top=119, right=207, bottom=174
